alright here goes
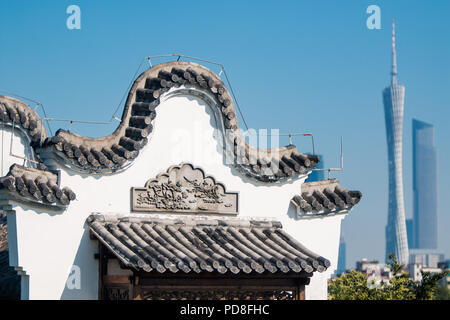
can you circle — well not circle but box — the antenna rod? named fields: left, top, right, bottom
left=391, top=20, right=398, bottom=85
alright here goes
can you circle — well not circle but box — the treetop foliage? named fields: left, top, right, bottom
left=329, top=254, right=448, bottom=300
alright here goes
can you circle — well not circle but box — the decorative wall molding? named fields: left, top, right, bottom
left=132, top=163, right=238, bottom=214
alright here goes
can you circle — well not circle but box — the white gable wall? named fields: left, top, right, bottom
left=6, top=88, right=345, bottom=300
left=0, top=125, right=37, bottom=176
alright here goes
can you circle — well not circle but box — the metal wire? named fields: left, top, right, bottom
left=311, top=136, right=344, bottom=179
left=0, top=90, right=54, bottom=136
left=0, top=90, right=41, bottom=106
left=43, top=118, right=111, bottom=125
left=254, top=132, right=315, bottom=154
left=109, top=57, right=149, bottom=122
left=1, top=55, right=255, bottom=134
left=1, top=59, right=345, bottom=180
left=146, top=54, right=249, bottom=130
left=221, top=69, right=249, bottom=130
left=1, top=55, right=325, bottom=157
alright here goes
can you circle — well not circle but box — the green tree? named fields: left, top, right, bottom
left=328, top=270, right=376, bottom=300
left=435, top=286, right=450, bottom=300
left=329, top=254, right=447, bottom=300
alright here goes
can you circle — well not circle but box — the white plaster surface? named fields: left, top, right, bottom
left=4, top=88, right=347, bottom=300
left=0, top=126, right=36, bottom=176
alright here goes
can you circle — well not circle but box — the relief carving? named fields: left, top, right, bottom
left=139, top=289, right=296, bottom=300
left=104, top=287, right=130, bottom=300
left=132, top=163, right=238, bottom=214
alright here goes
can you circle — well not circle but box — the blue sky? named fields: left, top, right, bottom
left=1, top=0, right=449, bottom=268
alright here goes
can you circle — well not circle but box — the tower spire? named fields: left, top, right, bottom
left=391, top=20, right=397, bottom=85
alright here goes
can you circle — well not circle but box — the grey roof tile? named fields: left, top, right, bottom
left=0, top=164, right=76, bottom=207
left=291, top=179, right=362, bottom=215
left=0, top=95, right=47, bottom=146
left=87, top=214, right=329, bottom=275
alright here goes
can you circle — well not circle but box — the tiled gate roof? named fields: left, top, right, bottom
left=88, top=214, right=330, bottom=275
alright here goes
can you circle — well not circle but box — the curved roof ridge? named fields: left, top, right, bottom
left=3, top=61, right=319, bottom=182
left=0, top=95, right=47, bottom=146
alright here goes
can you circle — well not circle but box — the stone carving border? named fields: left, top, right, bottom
left=132, top=163, right=239, bottom=215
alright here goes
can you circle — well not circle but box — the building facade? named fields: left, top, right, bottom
left=0, top=61, right=361, bottom=300
left=383, top=22, right=409, bottom=265
left=409, top=252, right=444, bottom=268
left=336, top=236, right=346, bottom=276
left=408, top=263, right=443, bottom=282
left=412, top=119, right=438, bottom=249
left=406, top=218, right=414, bottom=248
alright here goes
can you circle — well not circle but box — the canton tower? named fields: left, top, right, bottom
left=383, top=21, right=409, bottom=265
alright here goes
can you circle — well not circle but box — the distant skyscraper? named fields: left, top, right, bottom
left=336, top=235, right=346, bottom=276
left=406, top=218, right=414, bottom=249
left=413, top=119, right=438, bottom=249
left=306, top=154, right=325, bottom=182
left=383, top=21, right=409, bottom=265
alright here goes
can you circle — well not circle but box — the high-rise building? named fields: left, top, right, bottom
left=336, top=235, right=346, bottom=276
left=306, top=154, right=325, bottom=182
left=412, top=119, right=438, bottom=249
left=383, top=21, right=409, bottom=265
left=406, top=218, right=414, bottom=249
left=409, top=253, right=444, bottom=268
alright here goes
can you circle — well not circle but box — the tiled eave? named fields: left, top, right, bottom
left=0, top=164, right=76, bottom=208
left=87, top=214, right=331, bottom=275
left=291, top=179, right=362, bottom=219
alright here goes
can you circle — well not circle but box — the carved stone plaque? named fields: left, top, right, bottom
left=132, top=163, right=239, bottom=214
